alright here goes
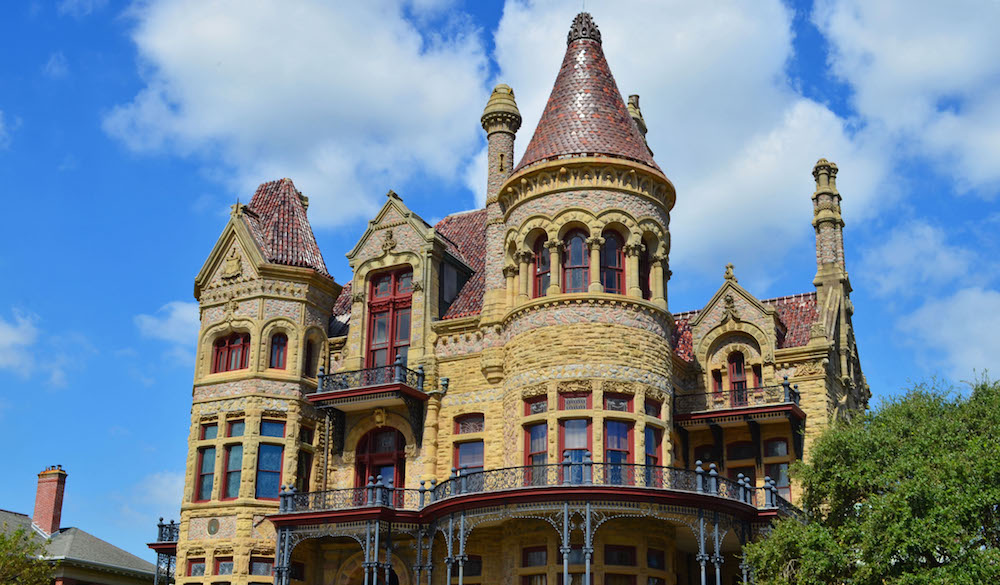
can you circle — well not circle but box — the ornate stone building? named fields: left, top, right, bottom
left=153, top=12, right=868, bottom=585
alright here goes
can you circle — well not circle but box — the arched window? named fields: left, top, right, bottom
left=532, top=237, right=550, bottom=298
left=269, top=333, right=287, bottom=369
left=562, top=230, right=589, bottom=293
left=355, top=428, right=406, bottom=491
left=600, top=231, right=625, bottom=294
left=303, top=339, right=317, bottom=378
left=211, top=333, right=250, bottom=373
left=639, top=243, right=652, bottom=300
left=728, top=352, right=747, bottom=406
left=367, top=268, right=412, bottom=368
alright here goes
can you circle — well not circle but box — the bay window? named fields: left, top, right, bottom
left=562, top=230, right=589, bottom=293
left=600, top=231, right=625, bottom=294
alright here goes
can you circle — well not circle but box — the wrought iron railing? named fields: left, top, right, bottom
left=308, top=355, right=426, bottom=395
left=155, top=518, right=180, bottom=542
left=278, top=458, right=801, bottom=521
left=674, top=376, right=800, bottom=414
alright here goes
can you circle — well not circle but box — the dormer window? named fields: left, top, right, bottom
left=368, top=268, right=412, bottom=367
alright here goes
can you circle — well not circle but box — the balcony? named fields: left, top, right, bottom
left=147, top=518, right=179, bottom=585
left=304, top=355, right=428, bottom=412
left=275, top=458, right=801, bottom=522
left=673, top=376, right=804, bottom=428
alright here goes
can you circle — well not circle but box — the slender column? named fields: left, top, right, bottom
left=584, top=502, right=593, bottom=585
left=712, top=512, right=723, bottom=585
left=445, top=515, right=455, bottom=585
left=624, top=243, right=643, bottom=298
left=546, top=240, right=563, bottom=295
left=651, top=255, right=666, bottom=308
left=384, top=523, right=394, bottom=585
left=364, top=521, right=373, bottom=585
left=587, top=236, right=604, bottom=293
left=561, top=502, right=571, bottom=585
left=458, top=512, right=467, bottom=585
left=373, top=521, right=381, bottom=585
left=504, top=264, right=518, bottom=308
left=412, top=529, right=423, bottom=585
left=517, top=252, right=531, bottom=302
left=696, top=510, right=708, bottom=585
left=423, top=389, right=444, bottom=479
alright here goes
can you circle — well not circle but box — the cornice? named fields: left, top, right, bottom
left=503, top=292, right=673, bottom=328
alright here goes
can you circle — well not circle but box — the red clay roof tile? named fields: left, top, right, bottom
left=242, top=178, right=330, bottom=276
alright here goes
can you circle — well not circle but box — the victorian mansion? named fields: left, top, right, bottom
left=150, top=12, right=868, bottom=585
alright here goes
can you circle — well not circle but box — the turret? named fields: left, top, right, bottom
left=811, top=158, right=850, bottom=301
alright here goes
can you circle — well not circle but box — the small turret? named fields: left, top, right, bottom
left=811, top=158, right=846, bottom=277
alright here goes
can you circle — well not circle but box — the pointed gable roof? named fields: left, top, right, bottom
left=514, top=12, right=660, bottom=173
left=242, top=178, right=329, bottom=276
left=437, top=209, right=488, bottom=319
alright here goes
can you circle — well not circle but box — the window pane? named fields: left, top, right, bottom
left=523, top=548, right=547, bottom=567
left=372, top=349, right=388, bottom=367
left=201, top=448, right=216, bottom=473
left=227, top=445, right=242, bottom=471
left=529, top=424, right=547, bottom=453
left=374, top=314, right=389, bottom=344
left=605, top=546, right=636, bottom=566
left=765, top=439, right=788, bottom=457
left=202, top=424, right=218, bottom=440
left=256, top=471, right=280, bottom=499
left=228, top=421, right=245, bottom=437
left=565, top=420, right=588, bottom=449
left=569, top=235, right=585, bottom=265
left=374, top=275, right=391, bottom=297
left=645, top=428, right=660, bottom=457
left=606, top=421, right=629, bottom=450
left=457, top=414, right=485, bottom=434
left=728, top=443, right=755, bottom=460
left=644, top=399, right=660, bottom=417
left=458, top=441, right=484, bottom=468
left=395, top=309, right=410, bottom=342
left=189, top=561, right=205, bottom=576
left=563, top=395, right=588, bottom=410
left=528, top=398, right=548, bottom=414
left=199, top=474, right=213, bottom=500
left=605, top=396, right=629, bottom=411
left=397, top=271, right=413, bottom=294
left=766, top=463, right=790, bottom=487
left=261, top=421, right=285, bottom=438
left=225, top=470, right=240, bottom=499
left=647, top=548, right=665, bottom=570
left=250, top=560, right=274, bottom=576
left=258, top=444, right=283, bottom=471
left=217, top=560, right=234, bottom=575
left=374, top=430, right=398, bottom=453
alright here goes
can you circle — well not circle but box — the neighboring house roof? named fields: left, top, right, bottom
left=437, top=209, right=488, bottom=320
left=242, top=178, right=330, bottom=276
left=513, top=12, right=659, bottom=174
left=671, top=292, right=819, bottom=364
left=0, top=509, right=155, bottom=579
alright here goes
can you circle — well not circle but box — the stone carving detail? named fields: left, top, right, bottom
left=600, top=380, right=635, bottom=396
left=222, top=249, right=242, bottom=279
left=351, top=291, right=366, bottom=304
left=520, top=383, right=549, bottom=399
left=381, top=229, right=397, bottom=252
left=189, top=516, right=236, bottom=540
left=568, top=11, right=602, bottom=44
left=372, top=408, right=387, bottom=428
left=721, top=293, right=740, bottom=323
left=724, top=263, right=737, bottom=282
left=557, top=380, right=592, bottom=394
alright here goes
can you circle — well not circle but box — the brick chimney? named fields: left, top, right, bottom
left=33, top=465, right=67, bottom=535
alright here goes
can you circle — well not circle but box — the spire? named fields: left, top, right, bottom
left=242, top=178, right=330, bottom=276
left=811, top=158, right=846, bottom=274
left=513, top=13, right=660, bottom=173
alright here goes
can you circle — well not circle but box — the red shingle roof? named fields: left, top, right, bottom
left=513, top=13, right=659, bottom=173
left=242, top=178, right=329, bottom=276
left=437, top=209, right=488, bottom=319
left=332, top=281, right=352, bottom=317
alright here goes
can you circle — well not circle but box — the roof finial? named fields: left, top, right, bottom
left=724, top=263, right=737, bottom=282
left=568, top=12, right=601, bottom=45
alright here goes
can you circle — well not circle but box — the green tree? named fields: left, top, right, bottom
left=745, top=380, right=1000, bottom=585
left=0, top=524, right=53, bottom=585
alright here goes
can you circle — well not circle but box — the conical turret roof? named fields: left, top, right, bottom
left=513, top=13, right=659, bottom=173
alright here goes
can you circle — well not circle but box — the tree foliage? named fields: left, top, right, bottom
left=745, top=380, right=1000, bottom=584
left=0, top=524, right=53, bottom=585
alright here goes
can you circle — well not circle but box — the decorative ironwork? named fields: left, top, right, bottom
left=563, top=396, right=587, bottom=410
left=152, top=518, right=179, bottom=585
left=674, top=377, right=800, bottom=414
left=310, top=355, right=426, bottom=396
left=156, top=518, right=179, bottom=542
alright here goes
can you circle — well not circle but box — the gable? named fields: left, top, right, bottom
left=194, top=215, right=266, bottom=298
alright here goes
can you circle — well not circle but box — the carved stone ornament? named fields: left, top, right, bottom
left=372, top=408, right=387, bottom=428
left=225, top=297, right=239, bottom=317
left=222, top=249, right=242, bottom=279
left=381, top=229, right=397, bottom=252
left=721, top=293, right=740, bottom=323
left=411, top=281, right=423, bottom=292
left=724, top=262, right=737, bottom=282
left=351, top=291, right=366, bottom=304
left=568, top=11, right=602, bottom=45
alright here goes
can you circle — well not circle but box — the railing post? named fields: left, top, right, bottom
left=583, top=450, right=593, bottom=485
left=763, top=476, right=774, bottom=507
left=736, top=474, right=746, bottom=503
left=562, top=451, right=572, bottom=485
left=792, top=384, right=800, bottom=405
left=708, top=463, right=719, bottom=495
left=695, top=460, right=705, bottom=493
left=460, top=469, right=469, bottom=494
left=366, top=476, right=376, bottom=507
left=386, top=478, right=395, bottom=509
left=278, top=485, right=288, bottom=513
left=374, top=475, right=385, bottom=507
left=394, top=354, right=404, bottom=383
left=156, top=517, right=164, bottom=541
left=782, top=376, right=791, bottom=402
left=416, top=365, right=425, bottom=390
left=419, top=480, right=426, bottom=508
left=430, top=479, right=438, bottom=502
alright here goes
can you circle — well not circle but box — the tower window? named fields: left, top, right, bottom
left=532, top=237, right=550, bottom=298
left=562, top=230, right=589, bottom=293
left=222, top=444, right=242, bottom=500
left=367, top=268, right=412, bottom=367
left=211, top=333, right=250, bottom=373
left=269, top=333, right=288, bottom=369
left=255, top=444, right=283, bottom=499
left=194, top=447, right=215, bottom=502
left=639, top=240, right=652, bottom=300
left=600, top=231, right=625, bottom=294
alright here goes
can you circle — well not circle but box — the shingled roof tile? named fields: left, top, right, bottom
left=242, top=178, right=330, bottom=276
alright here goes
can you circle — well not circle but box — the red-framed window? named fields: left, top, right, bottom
left=255, top=444, right=283, bottom=499
left=562, top=230, right=589, bottom=293
left=455, top=413, right=485, bottom=434
left=200, top=423, right=218, bottom=440
left=605, top=420, right=633, bottom=465
left=728, top=353, right=747, bottom=391
left=639, top=245, right=652, bottom=300
left=355, top=428, right=406, bottom=489
left=222, top=444, right=242, bottom=500
left=227, top=420, right=244, bottom=437
left=194, top=447, right=215, bottom=502
left=604, top=545, right=637, bottom=565
left=752, top=364, right=763, bottom=388
left=559, top=392, right=591, bottom=410
left=525, top=422, right=548, bottom=486
left=644, top=398, right=661, bottom=417
left=532, top=237, right=550, bottom=298
left=295, top=450, right=313, bottom=492
left=368, top=268, right=413, bottom=367
left=522, top=546, right=548, bottom=567
left=269, top=333, right=288, bottom=369
left=250, top=557, right=274, bottom=576
left=600, top=231, right=625, bottom=294
left=765, top=462, right=791, bottom=498
left=604, top=393, right=632, bottom=412
left=261, top=420, right=285, bottom=437
left=559, top=419, right=592, bottom=464
left=214, top=557, right=234, bottom=576
left=455, top=440, right=484, bottom=475
left=525, top=396, right=548, bottom=415
left=212, top=332, right=250, bottom=373
left=727, top=442, right=755, bottom=461
left=644, top=427, right=661, bottom=466
left=187, top=558, right=205, bottom=576
left=765, top=438, right=789, bottom=457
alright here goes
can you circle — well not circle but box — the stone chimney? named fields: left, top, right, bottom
left=33, top=465, right=67, bottom=535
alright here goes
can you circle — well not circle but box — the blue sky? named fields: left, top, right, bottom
left=1, top=0, right=998, bottom=562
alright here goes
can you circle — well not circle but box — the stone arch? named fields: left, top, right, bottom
left=344, top=412, right=419, bottom=457
left=707, top=332, right=761, bottom=370
left=523, top=226, right=550, bottom=255
left=301, top=325, right=328, bottom=377
left=354, top=253, right=422, bottom=287
left=512, top=214, right=554, bottom=248
left=697, top=319, right=772, bottom=367
left=198, top=318, right=257, bottom=378
left=636, top=217, right=667, bottom=255
left=335, top=550, right=411, bottom=585
left=595, top=209, right=639, bottom=242
left=259, top=317, right=298, bottom=372
left=552, top=208, right=596, bottom=240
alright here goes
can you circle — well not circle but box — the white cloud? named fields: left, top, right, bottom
left=899, top=287, right=1000, bottom=379
left=814, top=0, right=1000, bottom=196
left=57, top=0, right=107, bottom=18
left=0, top=310, right=40, bottom=377
left=105, top=0, right=490, bottom=227
left=116, top=470, right=185, bottom=526
left=43, top=52, right=69, bottom=79
left=135, top=300, right=199, bottom=347
left=859, top=220, right=977, bottom=297
left=484, top=0, right=892, bottom=285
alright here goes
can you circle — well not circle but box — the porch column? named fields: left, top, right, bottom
left=584, top=502, right=594, bottom=585
left=457, top=512, right=467, bottom=585
left=546, top=240, right=563, bottom=295
left=712, top=512, right=723, bottom=585
left=587, top=236, right=604, bottom=293
left=696, top=510, right=708, bottom=585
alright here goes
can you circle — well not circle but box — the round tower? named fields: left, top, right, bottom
left=494, top=13, right=678, bottom=470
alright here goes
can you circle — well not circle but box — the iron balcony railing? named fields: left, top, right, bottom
left=155, top=518, right=180, bottom=542
left=278, top=455, right=800, bottom=520
left=307, top=355, right=427, bottom=395
left=674, top=376, right=801, bottom=414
